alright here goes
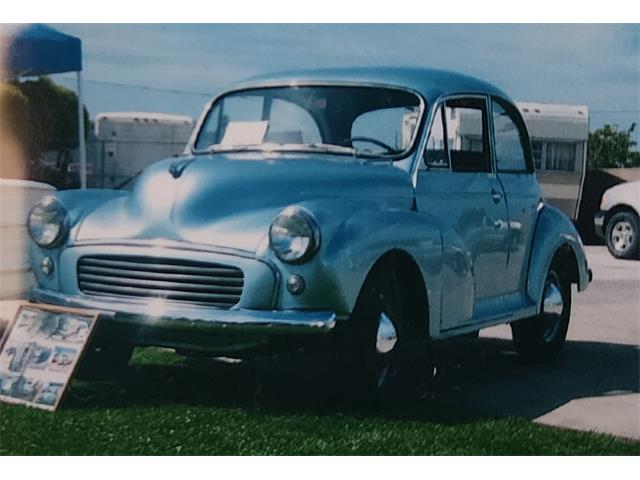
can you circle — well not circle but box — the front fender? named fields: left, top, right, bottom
left=260, top=198, right=443, bottom=331
left=29, top=189, right=128, bottom=292
left=526, top=203, right=590, bottom=308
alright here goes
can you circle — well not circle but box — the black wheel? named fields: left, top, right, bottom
left=345, top=263, right=433, bottom=402
left=605, top=211, right=639, bottom=259
left=74, top=344, right=134, bottom=381
left=511, top=259, right=571, bottom=362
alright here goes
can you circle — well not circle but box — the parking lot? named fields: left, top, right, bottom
left=436, top=246, right=640, bottom=440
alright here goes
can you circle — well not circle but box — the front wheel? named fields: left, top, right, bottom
left=345, top=265, right=433, bottom=403
left=511, top=260, right=571, bottom=362
left=605, top=211, right=639, bottom=260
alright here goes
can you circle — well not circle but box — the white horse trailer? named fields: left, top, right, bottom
left=517, top=102, right=589, bottom=220
left=91, top=112, right=195, bottom=188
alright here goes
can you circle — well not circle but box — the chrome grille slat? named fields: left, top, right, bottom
left=79, top=257, right=243, bottom=277
left=77, top=273, right=243, bottom=294
left=78, top=266, right=244, bottom=287
left=77, top=255, right=244, bottom=308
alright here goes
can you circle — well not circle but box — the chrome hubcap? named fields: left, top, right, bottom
left=542, top=275, right=564, bottom=342
left=376, top=312, right=397, bottom=354
left=611, top=220, right=634, bottom=253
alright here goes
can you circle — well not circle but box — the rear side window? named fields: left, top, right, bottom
left=444, top=98, right=491, bottom=173
left=491, top=98, right=531, bottom=172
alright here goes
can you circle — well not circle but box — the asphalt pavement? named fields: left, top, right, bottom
left=436, top=246, right=639, bottom=440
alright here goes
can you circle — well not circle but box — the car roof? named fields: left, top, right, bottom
left=235, top=67, right=511, bottom=104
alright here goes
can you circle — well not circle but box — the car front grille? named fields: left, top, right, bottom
left=77, top=255, right=244, bottom=308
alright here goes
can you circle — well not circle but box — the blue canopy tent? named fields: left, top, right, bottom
left=3, top=24, right=87, bottom=188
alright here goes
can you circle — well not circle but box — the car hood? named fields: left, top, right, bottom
left=75, top=154, right=413, bottom=252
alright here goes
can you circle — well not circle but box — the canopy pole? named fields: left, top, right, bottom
left=77, top=70, right=87, bottom=189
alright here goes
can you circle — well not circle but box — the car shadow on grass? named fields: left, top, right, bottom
left=63, top=337, right=639, bottom=425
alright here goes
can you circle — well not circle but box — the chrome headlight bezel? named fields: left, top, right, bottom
left=269, top=206, right=320, bottom=264
left=27, top=197, right=69, bottom=248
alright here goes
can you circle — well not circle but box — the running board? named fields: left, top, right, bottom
left=437, top=297, right=537, bottom=340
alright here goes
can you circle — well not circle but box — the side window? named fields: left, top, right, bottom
left=492, top=99, right=531, bottom=172
left=423, top=105, right=448, bottom=168
left=444, top=98, right=491, bottom=172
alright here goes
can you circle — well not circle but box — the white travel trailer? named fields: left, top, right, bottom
left=91, top=112, right=195, bottom=188
left=457, top=102, right=588, bottom=220
left=518, top=102, right=589, bottom=220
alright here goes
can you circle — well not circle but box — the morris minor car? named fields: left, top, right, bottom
left=27, top=68, right=592, bottom=396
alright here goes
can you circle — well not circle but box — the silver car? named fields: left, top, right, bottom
left=27, top=68, right=592, bottom=395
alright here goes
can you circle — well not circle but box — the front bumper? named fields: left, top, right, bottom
left=594, top=210, right=606, bottom=239
left=30, top=287, right=339, bottom=354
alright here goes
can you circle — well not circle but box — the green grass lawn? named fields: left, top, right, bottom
left=1, top=348, right=638, bottom=455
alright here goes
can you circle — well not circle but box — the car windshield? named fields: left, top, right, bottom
left=193, top=85, right=423, bottom=159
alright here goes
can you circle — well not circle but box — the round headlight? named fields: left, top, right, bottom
left=269, top=207, right=320, bottom=263
left=28, top=197, right=68, bottom=248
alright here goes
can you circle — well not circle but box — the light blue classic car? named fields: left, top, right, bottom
left=27, top=68, right=591, bottom=394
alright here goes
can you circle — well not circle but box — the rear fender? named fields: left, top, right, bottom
left=526, top=203, right=590, bottom=310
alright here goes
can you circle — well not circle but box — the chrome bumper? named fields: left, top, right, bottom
left=30, top=287, right=338, bottom=337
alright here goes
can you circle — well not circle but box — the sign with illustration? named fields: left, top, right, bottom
left=0, top=304, right=100, bottom=411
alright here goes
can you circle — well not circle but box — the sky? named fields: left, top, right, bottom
left=39, top=24, right=640, bottom=141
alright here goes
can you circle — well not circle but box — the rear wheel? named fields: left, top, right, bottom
left=346, top=263, right=433, bottom=402
left=511, top=259, right=571, bottom=362
left=605, top=211, right=639, bottom=259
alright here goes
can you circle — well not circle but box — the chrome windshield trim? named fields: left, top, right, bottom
left=189, top=80, right=427, bottom=161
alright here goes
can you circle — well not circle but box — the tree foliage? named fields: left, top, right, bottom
left=1, top=77, right=89, bottom=188
left=0, top=83, right=31, bottom=179
left=587, top=123, right=640, bottom=169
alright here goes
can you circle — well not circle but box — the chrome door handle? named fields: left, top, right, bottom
left=491, top=188, right=503, bottom=203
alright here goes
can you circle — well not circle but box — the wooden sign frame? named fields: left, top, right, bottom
left=0, top=303, right=101, bottom=411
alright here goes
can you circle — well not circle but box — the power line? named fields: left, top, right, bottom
left=55, top=77, right=640, bottom=114
left=58, top=77, right=213, bottom=97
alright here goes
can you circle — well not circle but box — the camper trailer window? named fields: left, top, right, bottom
left=546, top=142, right=576, bottom=171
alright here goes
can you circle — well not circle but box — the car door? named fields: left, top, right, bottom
left=416, top=96, right=510, bottom=330
left=490, top=97, right=542, bottom=295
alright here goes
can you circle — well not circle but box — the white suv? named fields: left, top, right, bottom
left=594, top=181, right=640, bottom=259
